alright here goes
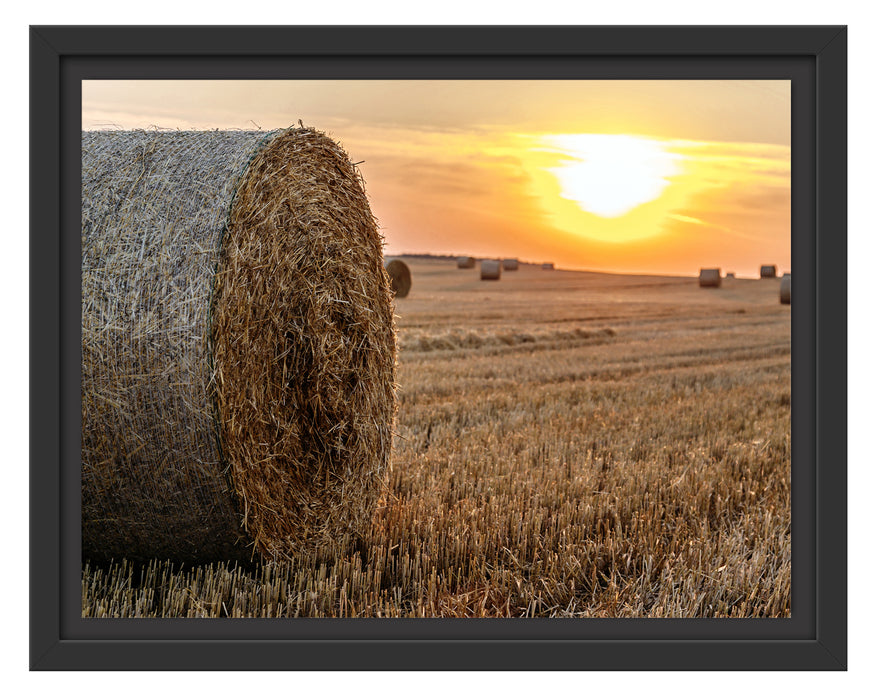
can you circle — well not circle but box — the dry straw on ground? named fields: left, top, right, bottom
left=760, top=265, right=778, bottom=278
left=699, top=268, right=722, bottom=287
left=82, top=261, right=791, bottom=619
left=502, top=258, right=519, bottom=271
left=457, top=256, right=476, bottom=269
left=780, top=276, right=791, bottom=304
left=385, top=259, right=412, bottom=298
left=481, top=259, right=502, bottom=280
left=81, top=126, right=397, bottom=564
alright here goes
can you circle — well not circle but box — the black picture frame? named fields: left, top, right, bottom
left=30, top=25, right=846, bottom=671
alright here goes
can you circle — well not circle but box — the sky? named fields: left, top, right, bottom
left=82, top=80, right=790, bottom=277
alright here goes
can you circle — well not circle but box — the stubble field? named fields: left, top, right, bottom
left=82, top=257, right=791, bottom=618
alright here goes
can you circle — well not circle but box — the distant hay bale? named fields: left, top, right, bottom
left=81, top=127, right=397, bottom=564
left=726, top=272, right=736, bottom=279
left=502, top=258, right=519, bottom=271
left=699, top=268, right=722, bottom=287
left=457, top=256, right=476, bottom=269
left=481, top=259, right=502, bottom=280
left=760, top=265, right=778, bottom=278
left=780, top=275, right=791, bottom=304
left=541, top=262, right=555, bottom=270
left=385, top=259, right=412, bottom=298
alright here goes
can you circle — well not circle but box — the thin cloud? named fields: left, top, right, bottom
left=668, top=214, right=708, bottom=226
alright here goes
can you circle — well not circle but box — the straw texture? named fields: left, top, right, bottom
left=699, top=268, right=722, bottom=288
left=81, top=127, right=396, bottom=564
left=385, top=259, right=412, bottom=298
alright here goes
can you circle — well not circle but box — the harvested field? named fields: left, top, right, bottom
left=83, top=257, right=791, bottom=618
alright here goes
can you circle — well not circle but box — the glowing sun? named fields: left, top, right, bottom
left=540, top=134, right=683, bottom=218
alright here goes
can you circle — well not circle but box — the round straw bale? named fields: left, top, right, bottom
left=385, top=259, right=412, bottom=298
left=481, top=259, right=502, bottom=280
left=81, top=127, right=396, bottom=564
left=726, top=272, right=735, bottom=279
left=760, top=264, right=778, bottom=278
left=780, top=275, right=791, bottom=304
left=502, top=258, right=519, bottom=271
left=541, top=262, right=554, bottom=270
left=699, top=268, right=722, bottom=287
left=457, top=256, right=476, bottom=269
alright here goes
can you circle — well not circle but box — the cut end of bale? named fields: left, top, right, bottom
left=211, top=128, right=397, bottom=559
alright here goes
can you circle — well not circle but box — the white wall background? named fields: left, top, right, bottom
left=5, top=3, right=871, bottom=696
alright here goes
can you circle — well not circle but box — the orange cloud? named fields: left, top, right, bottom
left=83, top=80, right=790, bottom=276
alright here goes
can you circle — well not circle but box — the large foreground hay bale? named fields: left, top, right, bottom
left=81, top=127, right=396, bottom=564
left=481, top=259, right=502, bottom=280
left=780, top=275, right=791, bottom=304
left=699, top=268, right=722, bottom=287
left=760, top=264, right=778, bottom=278
left=457, top=256, right=476, bottom=269
left=502, top=258, right=519, bottom=271
left=385, top=259, right=412, bottom=298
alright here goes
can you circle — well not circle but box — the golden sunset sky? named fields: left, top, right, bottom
left=82, top=80, right=790, bottom=277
